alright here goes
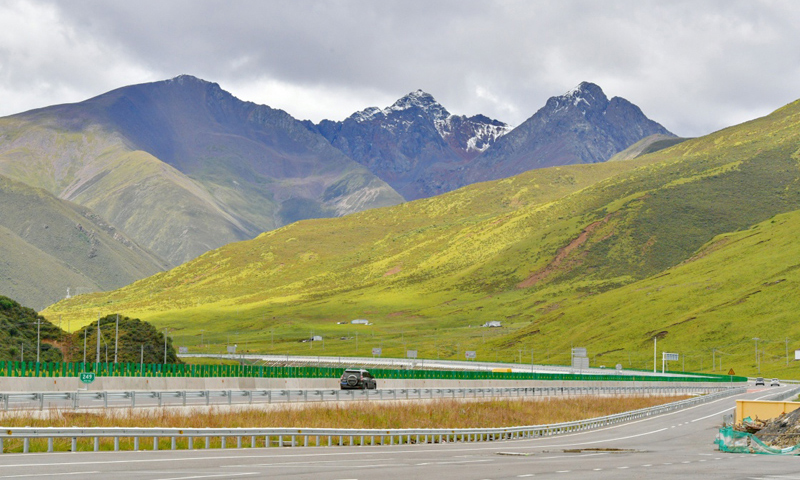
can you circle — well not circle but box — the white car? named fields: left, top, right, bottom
left=770, top=378, right=781, bottom=386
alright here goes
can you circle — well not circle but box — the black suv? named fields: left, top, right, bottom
left=340, top=368, right=377, bottom=390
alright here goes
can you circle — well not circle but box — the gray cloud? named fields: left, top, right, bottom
left=1, top=0, right=798, bottom=137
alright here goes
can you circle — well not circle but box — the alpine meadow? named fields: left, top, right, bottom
left=43, top=97, right=800, bottom=376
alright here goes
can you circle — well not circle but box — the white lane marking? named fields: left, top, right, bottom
left=556, top=471, right=570, bottom=473
left=435, top=460, right=493, bottom=465
left=642, top=464, right=652, bottom=467
left=0, top=473, right=99, bottom=479
left=517, top=475, right=535, bottom=478
left=692, top=407, right=734, bottom=422
left=152, top=474, right=258, bottom=480
left=618, top=466, right=629, bottom=469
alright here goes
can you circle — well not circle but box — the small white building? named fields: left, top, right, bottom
left=351, top=319, right=370, bottom=325
left=482, top=321, right=502, bottom=328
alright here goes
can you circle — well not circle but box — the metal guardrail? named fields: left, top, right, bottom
left=0, top=385, right=729, bottom=411
left=0, top=387, right=746, bottom=454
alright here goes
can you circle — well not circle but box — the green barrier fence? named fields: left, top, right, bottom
left=0, top=360, right=748, bottom=383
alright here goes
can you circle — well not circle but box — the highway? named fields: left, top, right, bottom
left=0, top=386, right=793, bottom=479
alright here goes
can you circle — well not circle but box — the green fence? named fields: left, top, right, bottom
left=0, top=360, right=748, bottom=383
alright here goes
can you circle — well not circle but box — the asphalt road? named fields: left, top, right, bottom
left=0, top=386, right=794, bottom=479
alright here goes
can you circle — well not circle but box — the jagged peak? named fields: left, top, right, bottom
left=549, top=81, right=609, bottom=112
left=388, top=89, right=450, bottom=116
left=166, top=74, right=215, bottom=86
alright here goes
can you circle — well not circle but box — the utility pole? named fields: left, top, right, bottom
left=20, top=343, right=23, bottom=362
left=753, top=337, right=760, bottom=373
left=786, top=338, right=790, bottom=366
left=140, top=344, right=144, bottom=372
left=712, top=349, right=716, bottom=372
left=200, top=329, right=205, bottom=348
left=83, top=328, right=87, bottom=364
left=114, top=314, right=119, bottom=364
left=96, top=317, right=101, bottom=364
left=164, top=328, right=169, bottom=364
left=653, top=336, right=657, bottom=373
left=36, top=317, right=41, bottom=363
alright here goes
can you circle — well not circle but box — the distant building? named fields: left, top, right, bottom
left=351, top=319, right=370, bottom=325
left=482, top=321, right=502, bottom=328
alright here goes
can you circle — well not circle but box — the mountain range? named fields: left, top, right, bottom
left=0, top=76, right=673, bottom=309
left=42, top=93, right=800, bottom=375
left=305, top=82, right=673, bottom=200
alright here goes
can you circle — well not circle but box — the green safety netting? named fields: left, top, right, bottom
left=716, top=425, right=800, bottom=455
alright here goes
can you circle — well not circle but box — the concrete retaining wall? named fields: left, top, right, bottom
left=0, top=376, right=737, bottom=392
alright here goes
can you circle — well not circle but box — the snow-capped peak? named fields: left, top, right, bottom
left=550, top=82, right=608, bottom=113
left=347, top=90, right=510, bottom=153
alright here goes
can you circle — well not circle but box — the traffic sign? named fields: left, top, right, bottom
left=79, top=372, right=96, bottom=384
left=465, top=351, right=476, bottom=359
left=372, top=347, right=382, bottom=356
left=728, top=368, right=735, bottom=375
left=406, top=350, right=417, bottom=359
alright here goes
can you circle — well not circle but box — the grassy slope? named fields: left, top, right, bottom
left=0, top=118, right=253, bottom=265
left=44, top=99, right=800, bottom=376
left=0, top=174, right=168, bottom=310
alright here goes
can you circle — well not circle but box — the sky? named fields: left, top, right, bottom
left=0, top=0, right=799, bottom=137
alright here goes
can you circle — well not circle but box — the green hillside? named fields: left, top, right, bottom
left=0, top=296, right=64, bottom=362
left=44, top=98, right=800, bottom=376
left=67, top=314, right=180, bottom=364
left=0, top=174, right=168, bottom=310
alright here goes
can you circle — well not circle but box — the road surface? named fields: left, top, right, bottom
left=0, top=386, right=793, bottom=479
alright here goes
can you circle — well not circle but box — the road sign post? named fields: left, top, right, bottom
left=79, top=372, right=95, bottom=384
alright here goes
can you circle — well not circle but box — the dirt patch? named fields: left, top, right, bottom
left=517, top=214, right=613, bottom=289
left=563, top=448, right=639, bottom=453
left=383, top=265, right=402, bottom=276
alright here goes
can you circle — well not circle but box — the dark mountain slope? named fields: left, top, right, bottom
left=0, top=76, right=403, bottom=265
left=306, top=90, right=510, bottom=200
left=460, top=82, right=674, bottom=184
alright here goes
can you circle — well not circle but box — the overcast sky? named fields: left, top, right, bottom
left=1, top=0, right=798, bottom=137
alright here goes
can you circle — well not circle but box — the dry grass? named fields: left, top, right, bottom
left=1, top=395, right=687, bottom=429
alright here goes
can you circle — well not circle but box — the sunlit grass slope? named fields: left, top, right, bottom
left=45, top=99, right=800, bottom=376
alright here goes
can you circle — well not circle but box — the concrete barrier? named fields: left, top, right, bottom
left=0, top=375, right=737, bottom=393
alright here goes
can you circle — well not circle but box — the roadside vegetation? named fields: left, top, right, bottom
left=0, top=395, right=687, bottom=452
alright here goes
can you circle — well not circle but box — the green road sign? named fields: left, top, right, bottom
left=79, top=372, right=96, bottom=384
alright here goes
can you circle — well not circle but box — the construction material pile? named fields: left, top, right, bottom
left=752, top=408, right=800, bottom=449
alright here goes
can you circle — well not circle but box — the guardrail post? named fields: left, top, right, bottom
left=228, top=390, right=232, bottom=405
left=153, top=437, right=159, bottom=450
left=23, top=438, right=29, bottom=453
left=206, top=390, right=211, bottom=406
left=188, top=436, right=193, bottom=449
left=103, top=392, right=108, bottom=409
left=93, top=437, right=99, bottom=452
left=172, top=437, right=177, bottom=450
left=38, top=393, right=44, bottom=410
left=71, top=437, right=77, bottom=452
left=183, top=391, right=187, bottom=407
